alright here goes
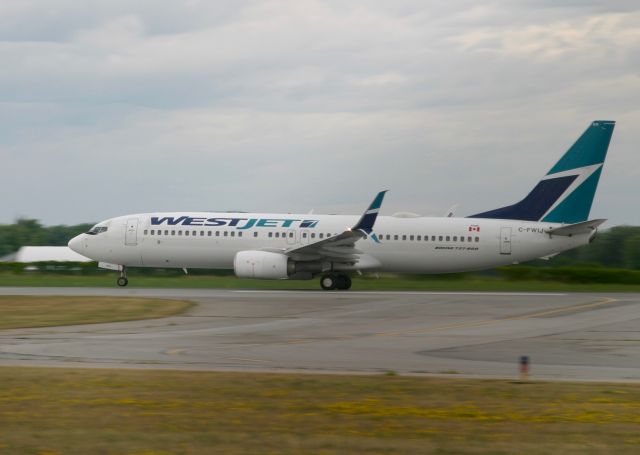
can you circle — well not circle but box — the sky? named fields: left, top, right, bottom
left=1, top=0, right=639, bottom=226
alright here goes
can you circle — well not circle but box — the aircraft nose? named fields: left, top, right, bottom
left=68, top=234, right=85, bottom=254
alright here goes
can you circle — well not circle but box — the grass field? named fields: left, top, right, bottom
left=0, top=296, right=193, bottom=329
left=0, top=368, right=639, bottom=454
left=2, top=272, right=640, bottom=292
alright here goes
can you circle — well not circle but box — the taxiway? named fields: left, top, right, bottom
left=0, top=288, right=639, bottom=382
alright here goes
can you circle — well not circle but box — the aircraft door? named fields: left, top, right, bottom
left=125, top=218, right=139, bottom=246
left=500, top=227, right=512, bottom=255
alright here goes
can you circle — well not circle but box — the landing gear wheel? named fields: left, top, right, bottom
left=117, top=277, right=128, bottom=287
left=320, top=274, right=337, bottom=290
left=336, top=274, right=352, bottom=290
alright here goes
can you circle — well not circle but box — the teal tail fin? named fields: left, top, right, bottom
left=469, top=120, right=615, bottom=223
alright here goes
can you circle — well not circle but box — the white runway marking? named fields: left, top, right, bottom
left=232, top=290, right=567, bottom=297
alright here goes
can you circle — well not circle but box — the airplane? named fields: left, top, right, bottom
left=69, top=120, right=615, bottom=290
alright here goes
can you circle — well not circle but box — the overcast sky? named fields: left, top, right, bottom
left=1, top=0, right=639, bottom=226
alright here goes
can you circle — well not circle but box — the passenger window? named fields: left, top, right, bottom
left=446, top=236, right=450, bottom=241
left=178, top=231, right=182, bottom=236
left=402, top=235, right=407, bottom=241
left=460, top=236, right=464, bottom=242
left=238, top=232, right=243, bottom=237
left=468, top=236, right=472, bottom=242
left=424, top=235, right=428, bottom=241
left=289, top=232, right=293, bottom=238
left=438, top=236, right=443, bottom=241
left=311, top=233, right=315, bottom=238
left=151, top=230, right=155, bottom=235
left=268, top=232, right=273, bottom=238
left=216, top=231, right=220, bottom=237
left=230, top=231, right=235, bottom=237
left=432, top=236, right=436, bottom=241
left=172, top=230, right=175, bottom=236
left=386, top=235, right=391, bottom=240
left=394, top=235, right=398, bottom=240
left=208, top=231, right=212, bottom=237
left=410, top=235, right=414, bottom=241
left=417, top=235, right=421, bottom=241
left=319, top=233, right=324, bottom=239
left=453, top=236, right=457, bottom=241
left=144, top=230, right=148, bottom=235
left=253, top=232, right=258, bottom=237
left=165, top=230, right=168, bottom=236
left=200, top=231, right=204, bottom=236
left=275, top=232, right=279, bottom=238
left=475, top=237, right=479, bottom=242
left=224, top=231, right=228, bottom=237
left=302, top=232, right=307, bottom=238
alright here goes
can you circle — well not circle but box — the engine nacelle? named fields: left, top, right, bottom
left=234, top=250, right=290, bottom=279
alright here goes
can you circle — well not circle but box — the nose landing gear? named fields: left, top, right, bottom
left=117, top=267, right=128, bottom=287
left=320, top=273, right=352, bottom=290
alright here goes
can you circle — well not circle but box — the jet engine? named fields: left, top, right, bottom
left=234, top=250, right=326, bottom=280
left=234, top=251, right=291, bottom=279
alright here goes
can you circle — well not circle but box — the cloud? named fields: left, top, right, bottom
left=1, top=1, right=639, bottom=225
left=452, top=11, right=640, bottom=60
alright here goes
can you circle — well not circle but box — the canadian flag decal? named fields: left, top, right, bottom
left=468, top=225, right=480, bottom=232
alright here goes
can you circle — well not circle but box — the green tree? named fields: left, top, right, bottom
left=0, top=219, right=94, bottom=257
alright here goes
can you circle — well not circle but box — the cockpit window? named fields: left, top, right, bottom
left=87, top=225, right=108, bottom=235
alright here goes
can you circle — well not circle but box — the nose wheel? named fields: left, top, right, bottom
left=320, top=273, right=352, bottom=290
left=117, top=267, right=128, bottom=287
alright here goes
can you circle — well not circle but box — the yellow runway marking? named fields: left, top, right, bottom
left=165, top=349, right=186, bottom=355
left=287, top=339, right=311, bottom=344
left=226, top=357, right=273, bottom=364
left=375, top=297, right=619, bottom=337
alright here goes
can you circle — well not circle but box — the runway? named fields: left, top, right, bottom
left=1, top=287, right=640, bottom=382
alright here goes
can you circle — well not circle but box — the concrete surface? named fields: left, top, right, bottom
left=0, top=287, right=639, bottom=382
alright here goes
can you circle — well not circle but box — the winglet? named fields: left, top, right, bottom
left=352, top=190, right=388, bottom=235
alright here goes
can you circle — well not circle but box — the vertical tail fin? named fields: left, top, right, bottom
left=469, top=120, right=615, bottom=223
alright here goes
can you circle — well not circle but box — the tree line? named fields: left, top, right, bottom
left=0, top=219, right=93, bottom=258
left=548, top=225, right=640, bottom=269
left=0, top=218, right=639, bottom=269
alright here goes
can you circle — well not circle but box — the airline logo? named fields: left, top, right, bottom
left=468, top=225, right=480, bottom=232
left=150, top=216, right=319, bottom=230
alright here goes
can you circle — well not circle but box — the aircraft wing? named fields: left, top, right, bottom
left=284, top=191, right=387, bottom=263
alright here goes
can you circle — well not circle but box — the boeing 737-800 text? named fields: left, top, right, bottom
left=69, top=121, right=615, bottom=290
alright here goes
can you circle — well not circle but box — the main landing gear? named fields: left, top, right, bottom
left=117, top=267, right=128, bottom=287
left=320, top=273, right=352, bottom=291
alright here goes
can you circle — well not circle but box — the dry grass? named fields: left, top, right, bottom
left=0, top=368, right=639, bottom=454
left=0, top=296, right=193, bottom=329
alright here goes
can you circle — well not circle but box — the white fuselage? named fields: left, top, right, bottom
left=70, top=212, right=591, bottom=275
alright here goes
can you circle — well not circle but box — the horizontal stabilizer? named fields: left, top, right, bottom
left=545, top=219, right=606, bottom=237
